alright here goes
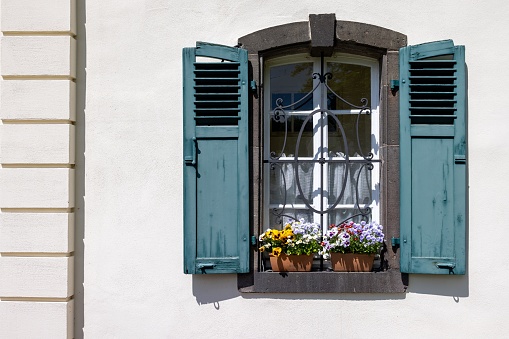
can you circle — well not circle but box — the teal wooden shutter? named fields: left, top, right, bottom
left=183, top=42, right=249, bottom=274
left=400, top=40, right=467, bottom=274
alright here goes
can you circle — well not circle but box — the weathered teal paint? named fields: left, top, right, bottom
left=183, top=42, right=249, bottom=274
left=400, top=40, right=467, bottom=274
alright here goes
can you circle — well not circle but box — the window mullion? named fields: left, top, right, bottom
left=370, top=62, right=380, bottom=223
left=312, top=61, right=326, bottom=224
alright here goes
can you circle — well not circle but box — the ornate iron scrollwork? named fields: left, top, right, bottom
left=266, top=58, right=379, bottom=227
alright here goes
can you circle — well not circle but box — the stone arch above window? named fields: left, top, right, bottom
left=238, top=15, right=407, bottom=57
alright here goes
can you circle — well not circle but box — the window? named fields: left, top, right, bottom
left=261, top=54, right=382, bottom=274
left=183, top=15, right=467, bottom=292
left=264, top=54, right=380, bottom=236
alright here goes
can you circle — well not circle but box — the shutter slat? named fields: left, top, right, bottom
left=400, top=39, right=467, bottom=275
left=410, top=83, right=456, bottom=85
left=409, top=76, right=456, bottom=79
left=409, top=115, right=457, bottom=118
left=409, top=100, right=457, bottom=103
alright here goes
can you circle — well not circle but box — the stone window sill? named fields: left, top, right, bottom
left=238, top=270, right=408, bottom=293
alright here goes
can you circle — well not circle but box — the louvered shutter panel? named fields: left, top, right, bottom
left=399, top=40, right=467, bottom=274
left=183, top=42, right=249, bottom=274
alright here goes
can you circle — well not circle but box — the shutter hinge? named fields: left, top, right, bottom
left=435, top=262, right=455, bottom=268
left=435, top=262, right=456, bottom=271
left=184, top=137, right=197, bottom=166
left=251, top=235, right=257, bottom=246
left=391, top=237, right=400, bottom=247
left=390, top=80, right=399, bottom=94
left=250, top=80, right=257, bottom=93
left=197, top=263, right=216, bottom=273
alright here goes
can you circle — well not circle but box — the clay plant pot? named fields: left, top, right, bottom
left=330, top=253, right=375, bottom=272
left=269, top=253, right=313, bottom=272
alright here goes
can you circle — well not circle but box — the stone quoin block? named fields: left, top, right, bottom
left=0, top=168, right=75, bottom=208
left=1, top=80, right=76, bottom=121
left=1, top=36, right=76, bottom=77
left=0, top=300, right=73, bottom=338
left=1, top=0, right=76, bottom=34
left=1, top=124, right=75, bottom=164
left=0, top=256, right=73, bottom=298
left=0, top=213, right=74, bottom=253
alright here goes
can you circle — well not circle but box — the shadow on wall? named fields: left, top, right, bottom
left=192, top=275, right=241, bottom=306
left=407, top=274, right=468, bottom=299
left=192, top=265, right=469, bottom=301
left=192, top=273, right=467, bottom=303
left=192, top=273, right=408, bottom=302
left=74, top=0, right=87, bottom=338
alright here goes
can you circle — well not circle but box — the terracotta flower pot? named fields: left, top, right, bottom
left=269, top=253, right=313, bottom=272
left=330, top=253, right=375, bottom=272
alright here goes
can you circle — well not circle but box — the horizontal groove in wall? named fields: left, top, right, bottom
left=1, top=120, right=74, bottom=125
left=1, top=164, right=75, bottom=169
left=0, top=296, right=73, bottom=302
left=1, top=252, right=74, bottom=257
left=2, top=31, right=76, bottom=37
left=2, top=75, right=75, bottom=81
left=1, top=208, right=74, bottom=213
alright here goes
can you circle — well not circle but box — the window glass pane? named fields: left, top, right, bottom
left=270, top=116, right=313, bottom=157
left=328, top=163, right=371, bottom=205
left=269, top=163, right=315, bottom=205
left=270, top=63, right=313, bottom=110
left=328, top=114, right=371, bottom=157
left=327, top=63, right=371, bottom=110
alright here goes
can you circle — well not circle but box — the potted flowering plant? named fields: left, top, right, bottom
left=320, top=221, right=384, bottom=272
left=259, top=219, right=322, bottom=272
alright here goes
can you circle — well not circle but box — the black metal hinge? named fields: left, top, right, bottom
left=390, top=80, right=399, bottom=94
left=250, top=80, right=257, bottom=92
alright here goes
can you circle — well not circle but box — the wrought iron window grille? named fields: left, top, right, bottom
left=265, top=54, right=380, bottom=229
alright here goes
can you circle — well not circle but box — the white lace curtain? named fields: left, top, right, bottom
left=269, top=161, right=371, bottom=225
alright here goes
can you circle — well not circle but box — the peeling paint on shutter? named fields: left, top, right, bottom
left=183, top=42, right=249, bottom=274
left=400, top=40, right=467, bottom=274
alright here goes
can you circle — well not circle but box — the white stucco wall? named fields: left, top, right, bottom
left=71, top=0, right=508, bottom=338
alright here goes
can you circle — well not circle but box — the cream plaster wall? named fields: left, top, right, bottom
left=24, top=0, right=509, bottom=338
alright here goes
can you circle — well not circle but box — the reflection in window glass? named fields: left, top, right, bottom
left=328, top=114, right=371, bottom=157
left=270, top=63, right=313, bottom=110
left=327, top=63, right=370, bottom=110
left=270, top=116, right=314, bottom=157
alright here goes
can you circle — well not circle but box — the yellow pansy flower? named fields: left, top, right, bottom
left=272, top=247, right=282, bottom=256
left=271, top=230, right=281, bottom=240
left=282, top=229, right=294, bottom=239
